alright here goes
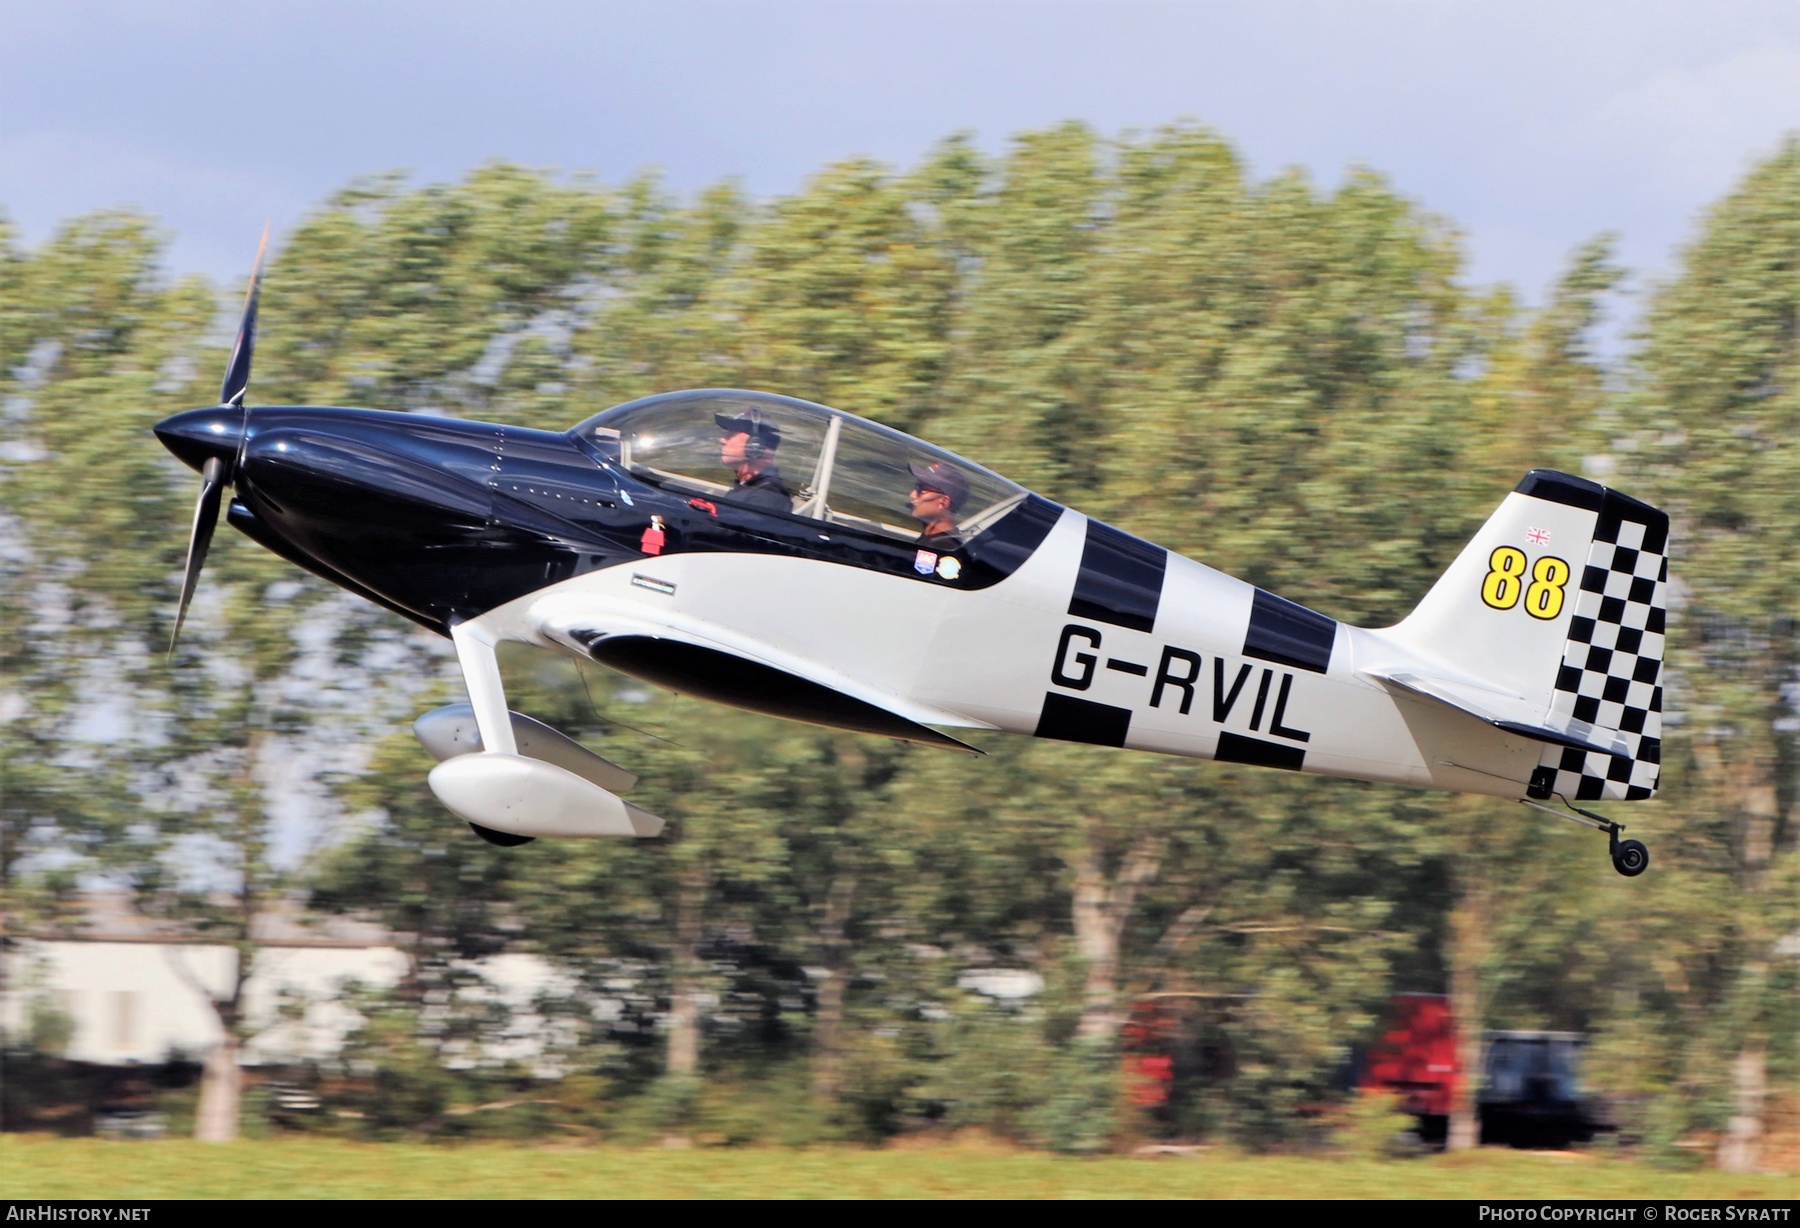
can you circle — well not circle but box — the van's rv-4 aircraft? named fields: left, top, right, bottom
left=156, top=246, right=1664, bottom=875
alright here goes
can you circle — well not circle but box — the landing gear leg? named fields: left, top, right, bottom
left=1518, top=798, right=1649, bottom=877
left=449, top=620, right=518, bottom=756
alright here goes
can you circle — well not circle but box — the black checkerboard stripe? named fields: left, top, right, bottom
left=1534, top=502, right=1667, bottom=801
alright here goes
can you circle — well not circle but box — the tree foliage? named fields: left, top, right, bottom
left=4, top=127, right=1794, bottom=1154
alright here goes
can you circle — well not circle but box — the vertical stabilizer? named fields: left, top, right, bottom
left=1385, top=471, right=1668, bottom=802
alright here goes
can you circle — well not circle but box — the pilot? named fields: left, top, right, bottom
left=715, top=408, right=794, bottom=513
left=908, top=460, right=969, bottom=552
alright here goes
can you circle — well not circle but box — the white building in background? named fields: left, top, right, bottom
left=2, top=893, right=578, bottom=1069
left=1, top=892, right=407, bottom=1066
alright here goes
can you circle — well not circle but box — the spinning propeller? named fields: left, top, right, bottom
left=164, top=226, right=267, bottom=654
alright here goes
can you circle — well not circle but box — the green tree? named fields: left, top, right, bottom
left=1623, top=138, right=1800, bottom=1172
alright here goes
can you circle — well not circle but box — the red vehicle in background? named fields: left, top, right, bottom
left=1358, top=994, right=1611, bottom=1148
left=1122, top=1000, right=1179, bottom=1108
left=1359, top=993, right=1458, bottom=1143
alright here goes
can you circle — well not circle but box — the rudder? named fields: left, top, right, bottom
left=1528, top=478, right=1668, bottom=801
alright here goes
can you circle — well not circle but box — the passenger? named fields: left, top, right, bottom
left=907, top=460, right=969, bottom=552
left=715, top=408, right=794, bottom=513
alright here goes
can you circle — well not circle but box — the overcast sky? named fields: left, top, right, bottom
left=5, top=0, right=1799, bottom=317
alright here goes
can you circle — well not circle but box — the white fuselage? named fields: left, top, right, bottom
left=465, top=506, right=1542, bottom=802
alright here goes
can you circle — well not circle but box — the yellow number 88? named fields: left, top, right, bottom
left=1526, top=555, right=1570, bottom=620
left=1482, top=546, right=1527, bottom=610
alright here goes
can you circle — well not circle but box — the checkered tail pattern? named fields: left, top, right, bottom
left=1530, top=492, right=1669, bottom=802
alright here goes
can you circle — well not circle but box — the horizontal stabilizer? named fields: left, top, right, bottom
left=1367, top=670, right=1625, bottom=758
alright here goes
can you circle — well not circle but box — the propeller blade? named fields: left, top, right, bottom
left=219, top=224, right=269, bottom=409
left=170, top=456, right=226, bottom=654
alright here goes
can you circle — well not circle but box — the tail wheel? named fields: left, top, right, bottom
left=1610, top=838, right=1648, bottom=877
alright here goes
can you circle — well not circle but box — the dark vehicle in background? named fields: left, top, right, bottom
left=1357, top=996, right=1613, bottom=1149
left=1477, top=1030, right=1611, bottom=1148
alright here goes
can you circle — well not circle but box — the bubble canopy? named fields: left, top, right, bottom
left=570, top=390, right=1029, bottom=545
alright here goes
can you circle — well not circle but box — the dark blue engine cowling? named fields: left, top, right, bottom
left=230, top=407, right=638, bottom=631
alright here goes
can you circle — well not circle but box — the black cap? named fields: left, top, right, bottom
left=908, top=460, right=969, bottom=511
left=715, top=407, right=781, bottom=450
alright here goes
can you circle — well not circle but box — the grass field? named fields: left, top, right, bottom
left=2, top=1136, right=1796, bottom=1199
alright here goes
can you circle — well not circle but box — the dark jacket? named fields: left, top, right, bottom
left=723, top=468, right=794, bottom=513
left=917, top=528, right=964, bottom=553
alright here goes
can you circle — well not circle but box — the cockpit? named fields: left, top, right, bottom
left=569, top=390, right=1032, bottom=547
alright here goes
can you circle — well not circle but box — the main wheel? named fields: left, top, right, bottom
left=1611, top=838, right=1648, bottom=877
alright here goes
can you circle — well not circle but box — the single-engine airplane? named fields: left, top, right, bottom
left=156, top=247, right=1665, bottom=875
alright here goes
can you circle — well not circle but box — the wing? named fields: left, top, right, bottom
left=526, top=595, right=988, bottom=754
